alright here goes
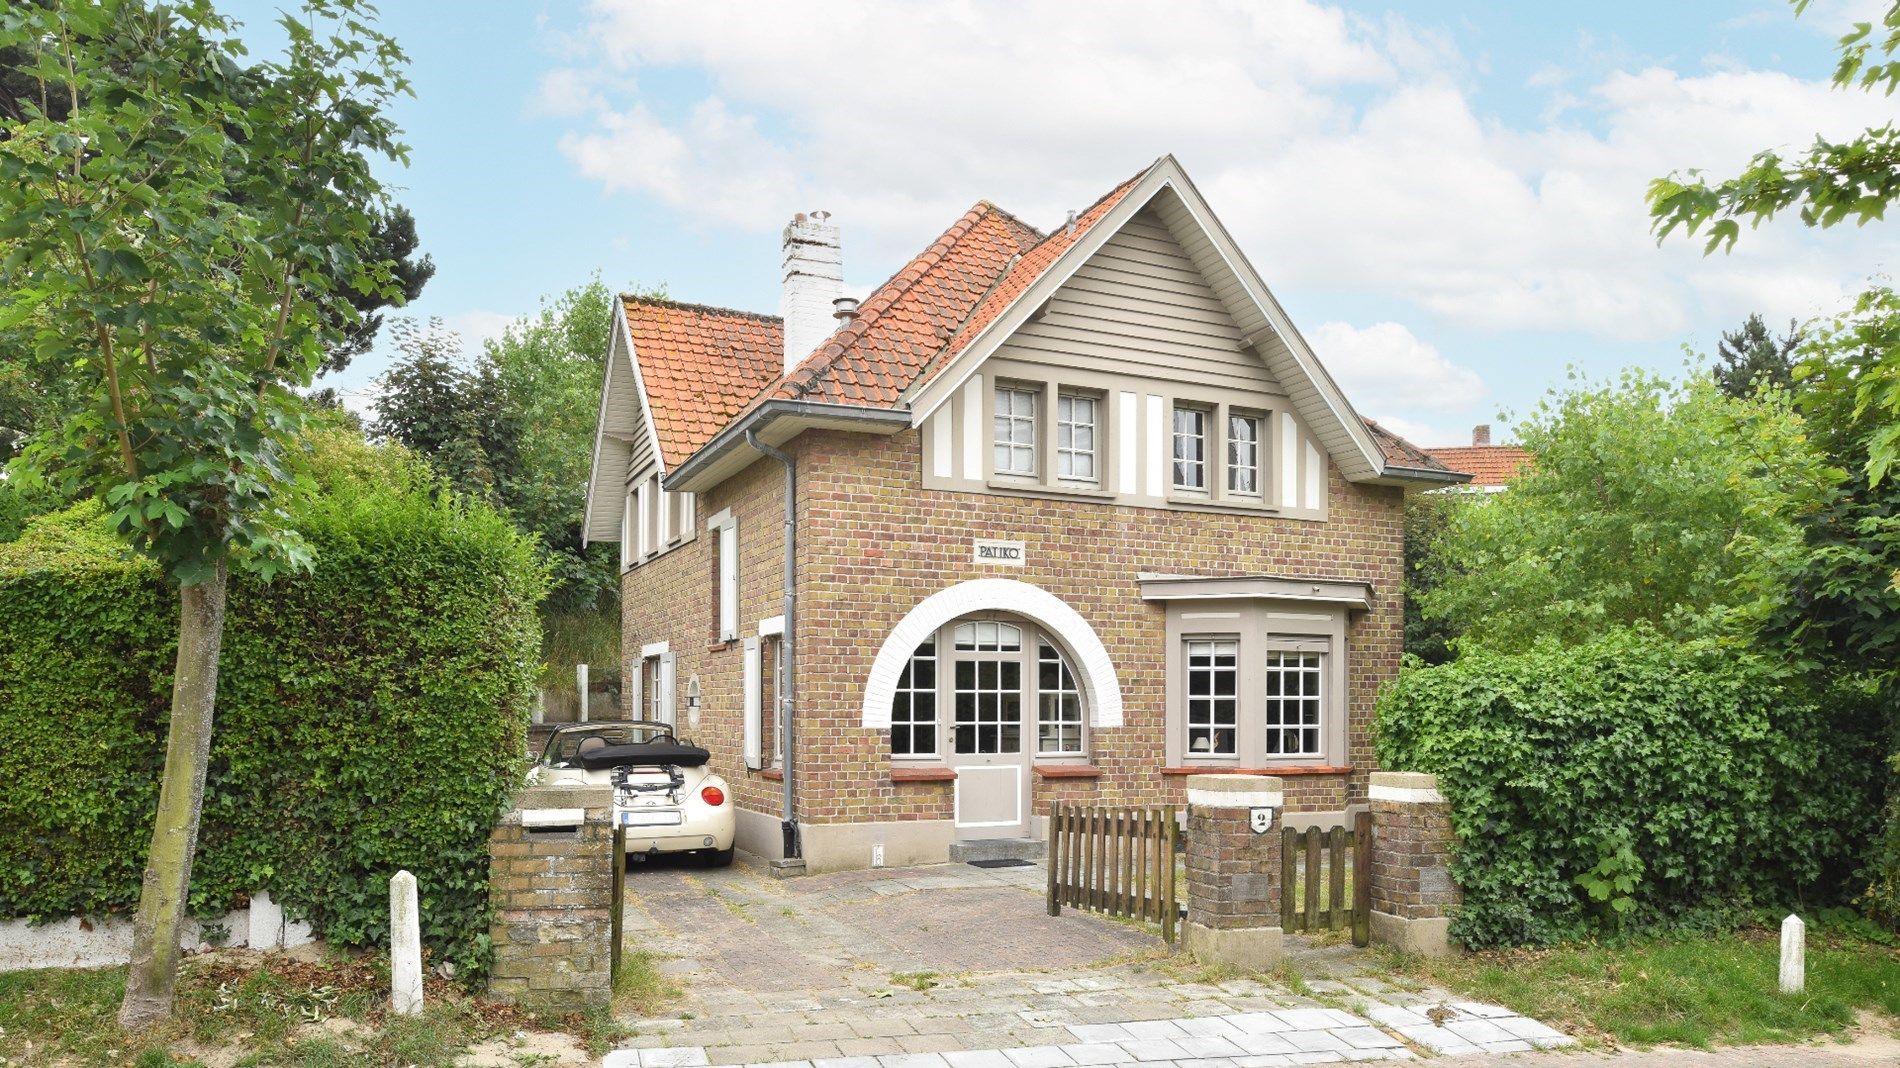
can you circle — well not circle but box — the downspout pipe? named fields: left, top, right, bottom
left=746, top=430, right=800, bottom=860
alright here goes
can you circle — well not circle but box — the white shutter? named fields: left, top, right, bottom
left=742, top=636, right=762, bottom=769
left=658, top=653, right=677, bottom=726
left=628, top=659, right=645, bottom=723
left=635, top=481, right=650, bottom=558
left=718, top=522, right=739, bottom=640
left=620, top=491, right=634, bottom=571
left=658, top=487, right=673, bottom=545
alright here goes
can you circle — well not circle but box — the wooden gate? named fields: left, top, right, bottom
left=1046, top=803, right=1178, bottom=943
left=1281, top=811, right=1371, bottom=946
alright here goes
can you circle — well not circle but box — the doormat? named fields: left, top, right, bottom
left=967, top=858, right=1034, bottom=868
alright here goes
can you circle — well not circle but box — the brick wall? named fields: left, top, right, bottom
left=1369, top=776, right=1459, bottom=921
left=619, top=424, right=1405, bottom=834
left=1185, top=803, right=1281, bottom=931
left=487, top=787, right=613, bottom=1011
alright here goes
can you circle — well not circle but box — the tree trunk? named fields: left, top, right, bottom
left=118, top=560, right=228, bottom=1032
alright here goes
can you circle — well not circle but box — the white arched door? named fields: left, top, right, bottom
left=947, top=619, right=1031, bottom=840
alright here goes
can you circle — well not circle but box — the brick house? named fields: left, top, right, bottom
left=582, top=156, right=1465, bottom=872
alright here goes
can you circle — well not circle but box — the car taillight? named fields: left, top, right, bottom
left=700, top=785, right=726, bottom=806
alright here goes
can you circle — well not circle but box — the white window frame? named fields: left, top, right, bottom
left=889, top=617, right=1089, bottom=764
left=891, top=637, right=939, bottom=757
left=1056, top=390, right=1099, bottom=484
left=636, top=640, right=672, bottom=726
left=993, top=385, right=1039, bottom=477
left=1184, top=636, right=1239, bottom=757
left=1227, top=411, right=1263, bottom=497
left=1264, top=638, right=1327, bottom=759
left=1172, top=405, right=1208, bottom=491
left=1035, top=638, right=1085, bottom=756
left=620, top=489, right=635, bottom=572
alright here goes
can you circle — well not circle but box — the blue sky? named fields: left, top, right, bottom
left=227, top=0, right=1898, bottom=447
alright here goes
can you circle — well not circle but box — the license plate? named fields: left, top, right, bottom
left=621, top=810, right=683, bottom=827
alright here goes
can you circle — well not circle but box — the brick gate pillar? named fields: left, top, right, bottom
left=487, top=784, right=615, bottom=1011
left=1182, top=774, right=1283, bottom=970
left=1368, top=771, right=1460, bottom=956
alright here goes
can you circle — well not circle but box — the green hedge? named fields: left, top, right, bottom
left=1375, top=626, right=1883, bottom=948
left=0, top=444, right=546, bottom=976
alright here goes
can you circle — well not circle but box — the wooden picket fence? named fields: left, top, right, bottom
left=1046, top=803, right=1178, bottom=943
left=1281, top=811, right=1372, bottom=946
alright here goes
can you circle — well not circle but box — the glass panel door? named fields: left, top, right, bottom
left=952, top=621, right=1023, bottom=754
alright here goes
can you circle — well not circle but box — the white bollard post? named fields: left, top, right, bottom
left=1779, top=913, right=1805, bottom=995
left=577, top=663, right=590, bottom=723
left=390, top=870, right=424, bottom=1016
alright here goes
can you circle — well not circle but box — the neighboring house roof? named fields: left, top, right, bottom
left=585, top=155, right=1463, bottom=537
left=1425, top=444, right=1532, bottom=488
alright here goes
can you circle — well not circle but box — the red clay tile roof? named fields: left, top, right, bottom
left=621, top=163, right=1449, bottom=481
left=622, top=298, right=782, bottom=466
left=1424, top=444, right=1531, bottom=487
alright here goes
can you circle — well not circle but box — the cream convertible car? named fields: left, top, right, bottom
left=529, top=721, right=736, bottom=866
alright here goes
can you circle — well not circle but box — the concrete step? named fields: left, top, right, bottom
left=948, top=837, right=1046, bottom=864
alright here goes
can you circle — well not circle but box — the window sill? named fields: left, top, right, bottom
left=1035, top=763, right=1102, bottom=779
left=1164, top=494, right=1279, bottom=516
left=890, top=766, right=957, bottom=783
left=707, top=639, right=737, bottom=653
left=985, top=478, right=1116, bottom=501
left=1160, top=765, right=1351, bottom=777
left=758, top=767, right=783, bottom=782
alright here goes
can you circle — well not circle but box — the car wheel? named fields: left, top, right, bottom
left=701, top=846, right=735, bottom=868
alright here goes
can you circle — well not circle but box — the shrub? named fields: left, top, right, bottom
left=0, top=440, right=547, bottom=976
left=1376, top=626, right=1882, bottom=948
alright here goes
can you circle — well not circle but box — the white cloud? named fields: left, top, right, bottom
left=1307, top=320, right=1486, bottom=416
left=444, top=309, right=518, bottom=354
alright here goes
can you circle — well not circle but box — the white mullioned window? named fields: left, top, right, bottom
left=891, top=638, right=938, bottom=756
left=1172, top=406, right=1208, bottom=490
left=1036, top=639, right=1084, bottom=755
left=1056, top=391, right=1098, bottom=483
left=993, top=386, right=1039, bottom=476
left=1185, top=638, right=1238, bottom=755
left=1264, top=650, right=1324, bottom=756
left=1228, top=413, right=1262, bottom=495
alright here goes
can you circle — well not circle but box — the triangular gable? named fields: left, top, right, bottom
left=582, top=307, right=666, bottom=544
left=904, top=155, right=1390, bottom=483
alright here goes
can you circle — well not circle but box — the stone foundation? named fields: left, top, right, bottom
left=487, top=784, right=614, bottom=1011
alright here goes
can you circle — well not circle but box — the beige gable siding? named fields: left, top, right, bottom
left=990, top=208, right=1280, bottom=394
left=918, top=207, right=1327, bottom=521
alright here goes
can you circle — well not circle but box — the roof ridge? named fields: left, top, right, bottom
left=979, top=200, right=1047, bottom=244
left=623, top=293, right=781, bottom=323
left=774, top=201, right=1006, bottom=397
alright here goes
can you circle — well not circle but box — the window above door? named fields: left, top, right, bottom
left=888, top=615, right=1091, bottom=766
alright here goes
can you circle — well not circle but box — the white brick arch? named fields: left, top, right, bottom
left=860, top=579, right=1123, bottom=730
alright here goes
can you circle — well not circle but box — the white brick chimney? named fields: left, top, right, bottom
left=780, top=211, right=842, bottom=373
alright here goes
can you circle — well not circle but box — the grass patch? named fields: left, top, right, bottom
left=612, top=950, right=682, bottom=1018
left=1378, top=926, right=1900, bottom=1048
left=0, top=952, right=553, bottom=1067
left=539, top=609, right=621, bottom=697
left=890, top=971, right=940, bottom=991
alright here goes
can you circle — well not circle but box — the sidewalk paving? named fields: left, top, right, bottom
left=602, top=857, right=1574, bottom=1066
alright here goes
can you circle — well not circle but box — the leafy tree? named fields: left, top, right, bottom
left=370, top=318, right=514, bottom=497
left=324, top=204, right=433, bottom=374
left=1713, top=313, right=1803, bottom=399
left=0, top=0, right=408, bottom=1028
left=1419, top=370, right=1827, bottom=654
left=1401, top=492, right=1464, bottom=664
left=1649, top=1, right=1900, bottom=253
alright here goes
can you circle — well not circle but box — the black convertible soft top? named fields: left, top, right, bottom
left=573, top=738, right=711, bottom=771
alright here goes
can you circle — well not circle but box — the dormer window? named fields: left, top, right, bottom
left=993, top=385, right=1038, bottom=477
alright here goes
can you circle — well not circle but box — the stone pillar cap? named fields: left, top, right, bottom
left=1185, top=774, right=1285, bottom=793
left=510, top=783, right=611, bottom=811
left=1369, top=771, right=1438, bottom=791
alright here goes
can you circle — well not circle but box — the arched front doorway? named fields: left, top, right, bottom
left=863, top=579, right=1123, bottom=841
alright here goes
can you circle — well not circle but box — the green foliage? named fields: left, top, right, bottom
left=0, top=0, right=410, bottom=586
left=0, top=434, right=547, bottom=976
left=1648, top=2, right=1900, bottom=252
left=1401, top=492, right=1464, bottom=664
left=1712, top=314, right=1802, bottom=399
left=1376, top=627, right=1883, bottom=948
left=1418, top=370, right=1825, bottom=654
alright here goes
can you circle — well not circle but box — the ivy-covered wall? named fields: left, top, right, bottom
left=0, top=455, right=546, bottom=976
left=1376, top=626, right=1884, bottom=949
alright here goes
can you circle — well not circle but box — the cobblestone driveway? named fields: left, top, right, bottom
left=604, top=857, right=1575, bottom=1067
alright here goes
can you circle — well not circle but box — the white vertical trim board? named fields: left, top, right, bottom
left=1144, top=394, right=1165, bottom=497
left=1117, top=391, right=1138, bottom=495
left=717, top=523, right=739, bottom=640
left=1279, top=411, right=1299, bottom=509
left=635, top=480, right=651, bottom=557
left=742, top=637, right=763, bottom=769
left=620, top=492, right=633, bottom=571
left=930, top=410, right=954, bottom=479
left=658, top=487, right=672, bottom=545
left=960, top=376, right=983, bottom=479
left=658, top=653, right=677, bottom=726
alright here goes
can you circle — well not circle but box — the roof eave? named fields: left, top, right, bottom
left=1374, top=464, right=1472, bottom=487
left=666, top=400, right=913, bottom=493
